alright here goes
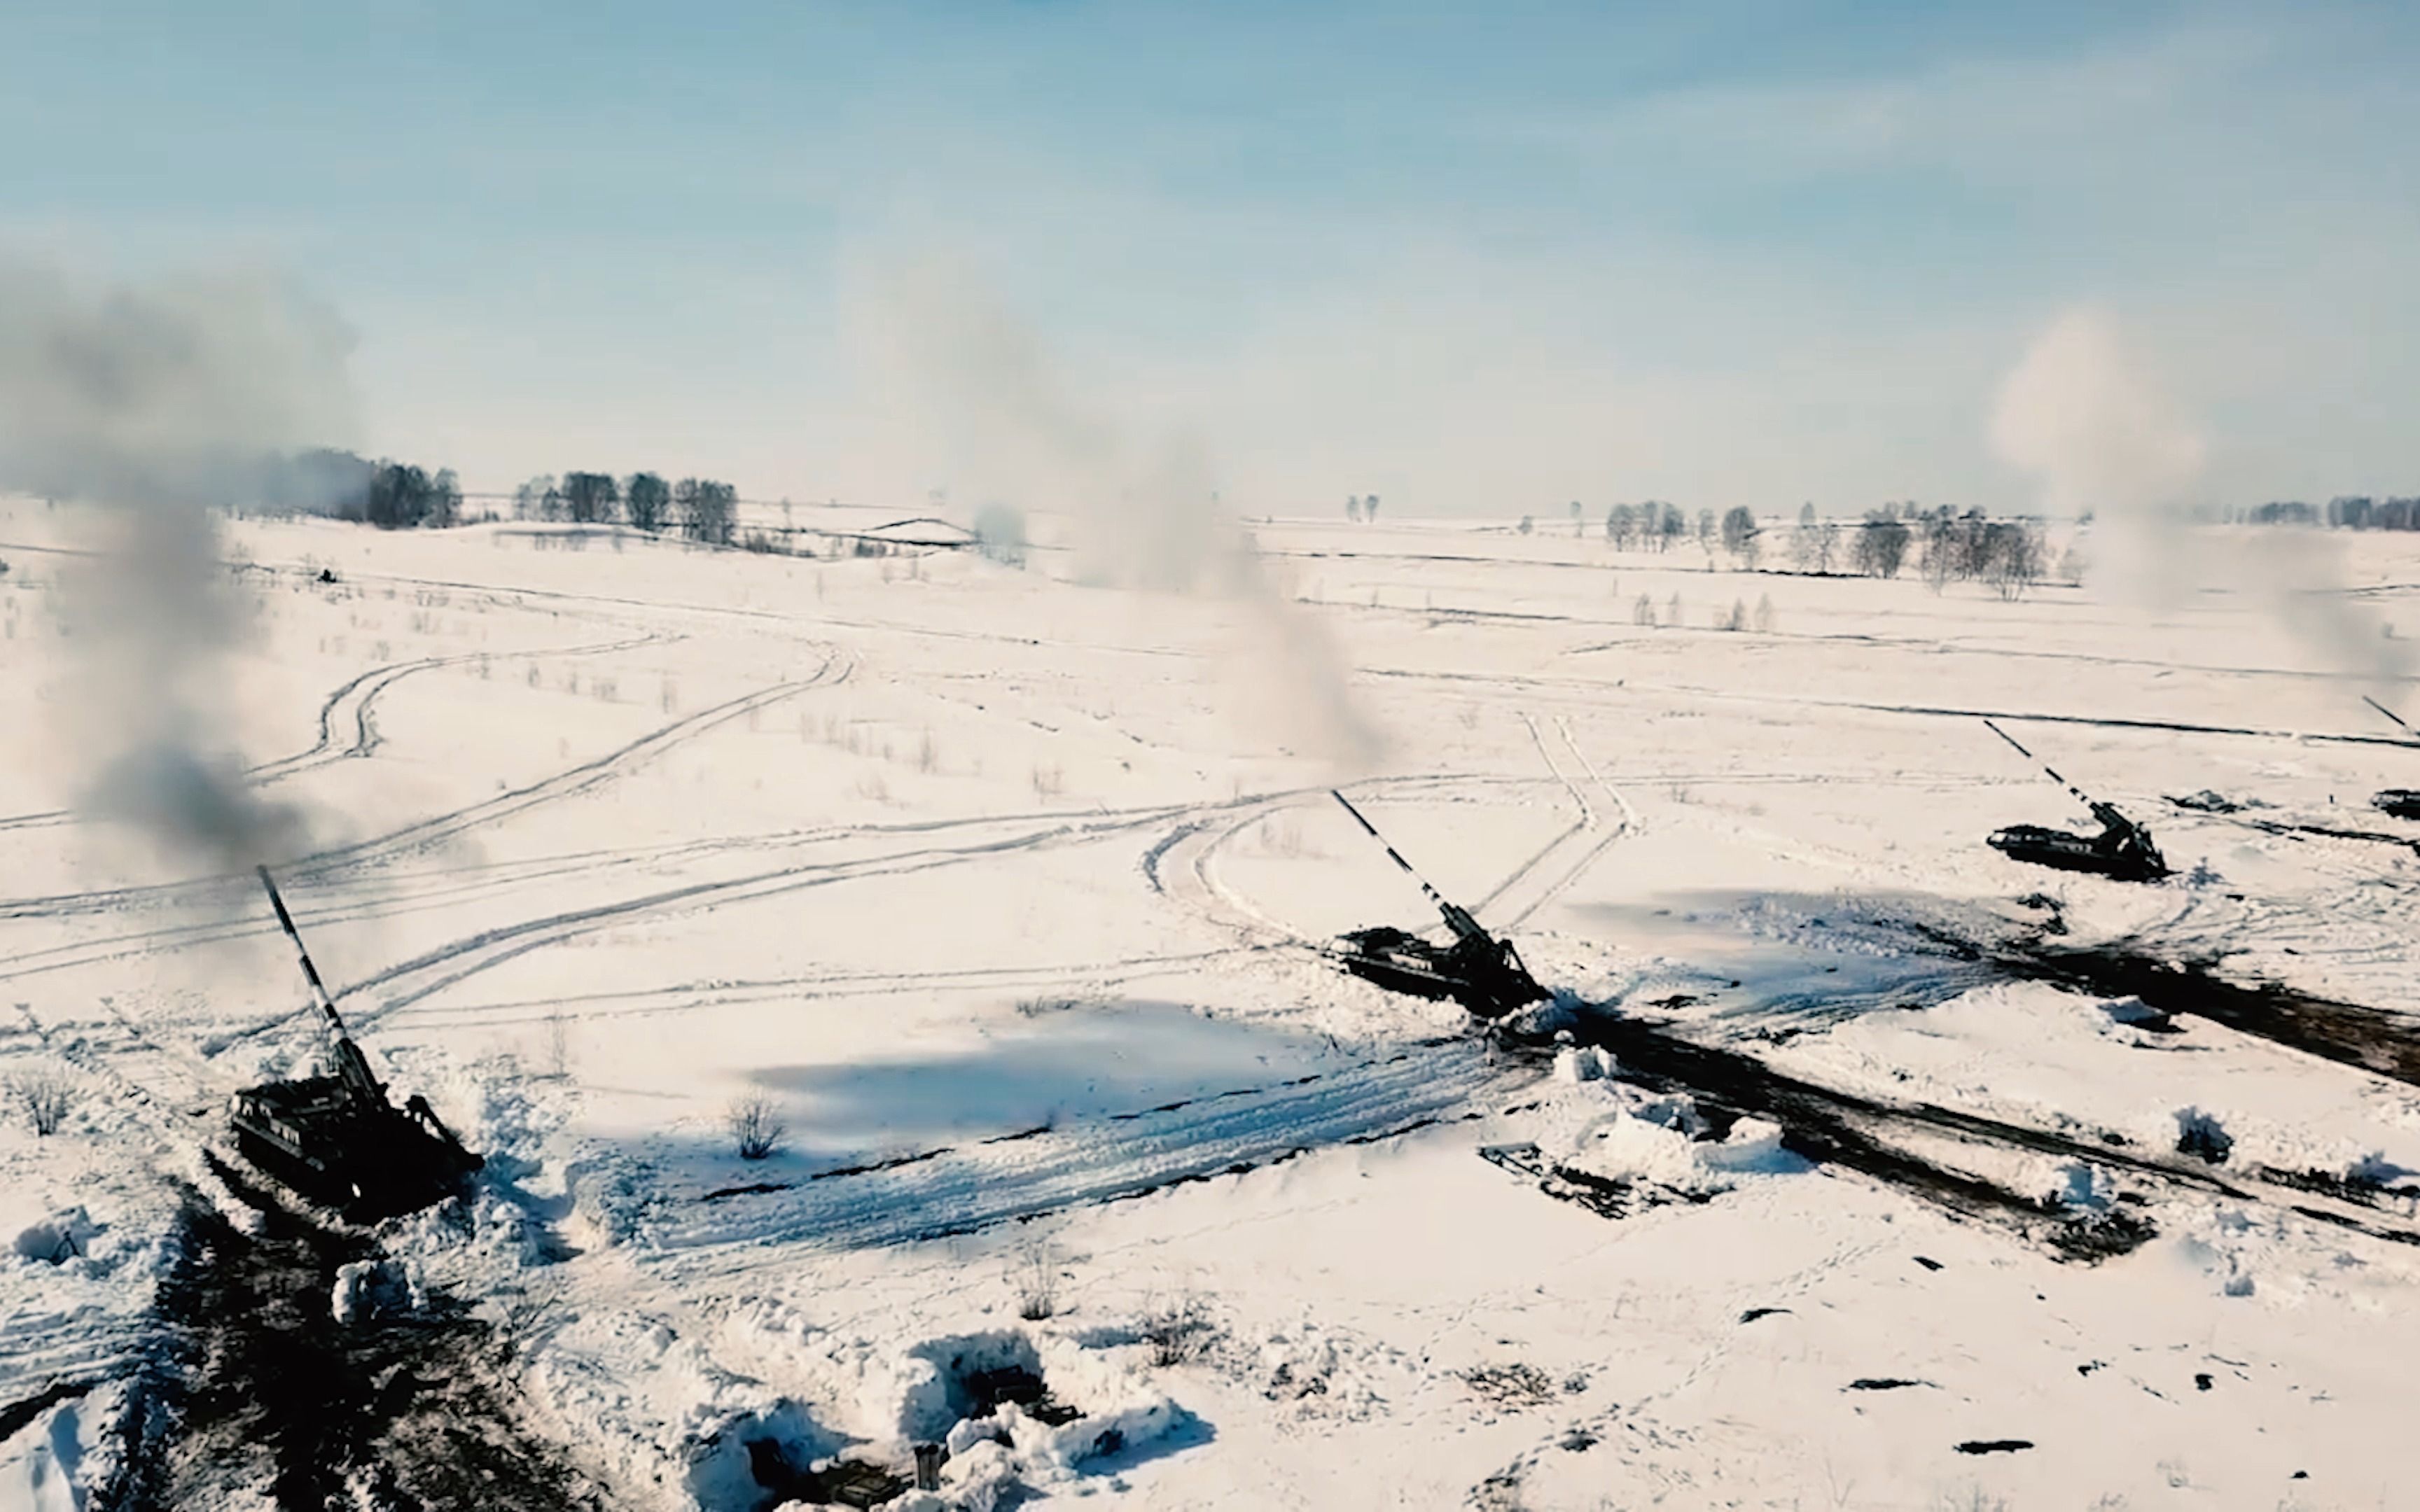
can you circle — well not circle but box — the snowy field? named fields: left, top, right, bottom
left=4, top=500, right=2420, bottom=1511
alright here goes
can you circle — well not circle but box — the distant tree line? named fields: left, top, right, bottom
left=260, top=449, right=464, bottom=529
left=1576, top=495, right=2044, bottom=593
left=1911, top=506, right=2046, bottom=598
left=246, top=451, right=758, bottom=541
left=1603, top=501, right=1703, bottom=553
left=2243, top=496, right=2420, bottom=531
left=511, top=472, right=739, bottom=544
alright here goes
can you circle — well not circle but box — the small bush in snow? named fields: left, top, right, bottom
left=728, top=1093, right=786, bottom=1161
left=1139, top=1292, right=1216, bottom=1366
left=541, top=1008, right=573, bottom=1080
left=1010, top=1238, right=1062, bottom=1321
left=1456, top=1362, right=1557, bottom=1408
left=10, top=1066, right=74, bottom=1136
left=1015, top=993, right=1094, bottom=1017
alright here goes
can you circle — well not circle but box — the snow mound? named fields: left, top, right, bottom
left=524, top=1310, right=847, bottom=1511
left=1551, top=1044, right=1616, bottom=1083
left=329, top=1258, right=422, bottom=1324
left=1535, top=1079, right=1804, bottom=1195
left=2031, top=1158, right=2116, bottom=1212
left=8, top=1206, right=97, bottom=1265
left=386, top=1185, right=558, bottom=1284
left=714, top=1303, right=1184, bottom=1504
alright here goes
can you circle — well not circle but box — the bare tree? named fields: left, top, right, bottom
left=1632, top=592, right=1657, bottom=626
left=1983, top=520, right=2046, bottom=600
left=512, top=475, right=553, bottom=521
left=365, top=462, right=451, bottom=529
left=1919, top=508, right=1959, bottom=592
left=1346, top=495, right=1362, bottom=523
left=1720, top=506, right=1760, bottom=569
left=624, top=472, right=672, bottom=533
left=728, top=1092, right=786, bottom=1160
left=1790, top=502, right=1817, bottom=570
left=676, top=479, right=738, bottom=545
left=541, top=1007, right=573, bottom=1080
left=1852, top=511, right=1912, bottom=578
left=561, top=472, right=620, bottom=525
left=10, top=1066, right=74, bottom=1136
left=1607, top=503, right=1636, bottom=550
left=1753, top=592, right=1776, bottom=633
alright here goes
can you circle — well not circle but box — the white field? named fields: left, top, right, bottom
left=4, top=502, right=2419, bottom=1511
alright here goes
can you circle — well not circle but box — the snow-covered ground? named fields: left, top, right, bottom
left=4, top=501, right=2419, bottom=1510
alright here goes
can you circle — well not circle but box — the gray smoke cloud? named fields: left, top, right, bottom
left=0, top=255, right=359, bottom=868
left=1991, top=307, right=2408, bottom=692
left=858, top=261, right=1384, bottom=771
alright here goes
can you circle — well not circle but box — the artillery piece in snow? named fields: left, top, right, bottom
left=1981, top=721, right=2169, bottom=883
left=2360, top=696, right=2420, bottom=820
left=227, top=866, right=482, bottom=1217
left=1326, top=791, right=1548, bottom=1018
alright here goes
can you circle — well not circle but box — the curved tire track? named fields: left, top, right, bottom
left=647, top=1039, right=1517, bottom=1259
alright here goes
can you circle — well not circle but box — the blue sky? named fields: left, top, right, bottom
left=4, top=1, right=2414, bottom=512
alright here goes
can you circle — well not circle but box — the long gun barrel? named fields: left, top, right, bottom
left=258, top=865, right=383, bottom=1103
left=1330, top=791, right=1488, bottom=944
left=2363, top=695, right=2416, bottom=741
left=1983, top=718, right=2113, bottom=822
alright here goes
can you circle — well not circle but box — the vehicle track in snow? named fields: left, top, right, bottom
left=112, top=1163, right=610, bottom=1512
left=337, top=805, right=1221, bottom=1028
left=0, top=633, right=664, bottom=835
left=1463, top=715, right=1594, bottom=925
left=388, top=947, right=1258, bottom=1032
left=1357, top=663, right=2420, bottom=752
left=644, top=1037, right=1520, bottom=1264
left=0, top=646, right=851, bottom=928
left=1142, top=773, right=1571, bottom=951
left=1551, top=1011, right=2420, bottom=1256
left=1487, top=714, right=1637, bottom=930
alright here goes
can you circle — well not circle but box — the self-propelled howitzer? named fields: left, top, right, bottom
left=1328, top=792, right=1548, bottom=1018
left=1981, top=721, right=2169, bottom=882
left=2360, top=696, right=2420, bottom=820
left=226, top=866, right=482, bottom=1215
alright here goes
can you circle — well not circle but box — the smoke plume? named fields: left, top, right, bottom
left=1991, top=307, right=2407, bottom=691
left=858, top=262, right=1384, bottom=771
left=0, top=255, right=359, bottom=869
